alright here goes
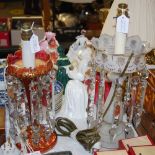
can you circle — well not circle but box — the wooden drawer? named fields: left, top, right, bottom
left=136, top=112, right=155, bottom=143
left=0, top=107, right=5, bottom=146
left=136, top=123, right=148, bottom=136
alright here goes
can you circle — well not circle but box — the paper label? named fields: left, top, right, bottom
left=26, top=151, right=42, bottom=155
left=30, top=34, right=40, bottom=53
left=116, top=15, right=129, bottom=33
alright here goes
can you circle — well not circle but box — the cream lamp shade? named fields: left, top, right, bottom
left=101, top=0, right=155, bottom=50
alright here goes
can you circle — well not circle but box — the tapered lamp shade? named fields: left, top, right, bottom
left=101, top=0, right=155, bottom=50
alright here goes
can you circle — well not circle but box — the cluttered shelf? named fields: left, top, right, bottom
left=0, top=0, right=106, bottom=58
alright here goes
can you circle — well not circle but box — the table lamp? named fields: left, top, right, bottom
left=93, top=0, right=155, bottom=149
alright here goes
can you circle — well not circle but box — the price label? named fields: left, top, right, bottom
left=26, top=151, right=42, bottom=155
left=30, top=34, right=40, bottom=53
left=116, top=15, right=129, bottom=33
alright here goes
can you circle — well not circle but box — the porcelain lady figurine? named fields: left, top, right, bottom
left=60, top=35, right=93, bottom=129
left=39, top=32, right=59, bottom=64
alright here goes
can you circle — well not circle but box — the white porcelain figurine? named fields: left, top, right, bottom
left=60, top=35, right=93, bottom=129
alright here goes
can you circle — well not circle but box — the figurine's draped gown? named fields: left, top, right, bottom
left=60, top=39, right=92, bottom=129
left=64, top=72, right=88, bottom=120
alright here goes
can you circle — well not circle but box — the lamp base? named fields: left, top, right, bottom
left=99, top=122, right=125, bottom=149
left=16, top=125, right=57, bottom=153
